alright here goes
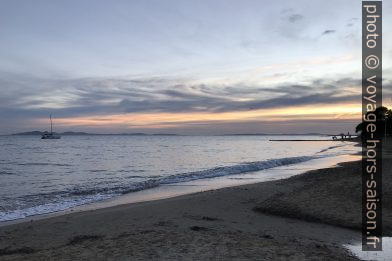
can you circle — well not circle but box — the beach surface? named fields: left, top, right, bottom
left=0, top=143, right=390, bottom=260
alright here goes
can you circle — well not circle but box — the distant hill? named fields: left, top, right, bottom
left=59, top=131, right=90, bottom=135
left=13, top=131, right=89, bottom=136
left=12, top=131, right=331, bottom=136
left=12, top=131, right=46, bottom=135
left=12, top=131, right=178, bottom=136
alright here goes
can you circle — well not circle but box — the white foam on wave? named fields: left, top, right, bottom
left=0, top=193, right=115, bottom=222
left=159, top=155, right=320, bottom=184
left=0, top=153, right=340, bottom=222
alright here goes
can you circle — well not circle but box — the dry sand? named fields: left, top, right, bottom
left=256, top=160, right=392, bottom=234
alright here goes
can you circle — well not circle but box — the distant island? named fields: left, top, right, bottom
left=11, top=131, right=335, bottom=136
left=12, top=131, right=178, bottom=136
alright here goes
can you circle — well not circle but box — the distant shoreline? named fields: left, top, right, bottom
left=9, top=132, right=338, bottom=136
left=10, top=131, right=179, bottom=136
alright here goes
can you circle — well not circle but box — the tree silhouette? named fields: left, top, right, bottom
left=356, top=106, right=392, bottom=138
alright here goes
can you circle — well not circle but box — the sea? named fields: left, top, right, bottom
left=0, top=135, right=360, bottom=222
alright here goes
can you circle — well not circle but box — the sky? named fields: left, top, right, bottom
left=0, top=0, right=391, bottom=135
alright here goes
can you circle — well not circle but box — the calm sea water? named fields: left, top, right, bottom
left=0, top=135, right=358, bottom=222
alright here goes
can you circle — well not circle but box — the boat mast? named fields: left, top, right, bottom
left=50, top=114, right=53, bottom=134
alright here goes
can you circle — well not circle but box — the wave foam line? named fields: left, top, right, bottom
left=0, top=155, right=322, bottom=222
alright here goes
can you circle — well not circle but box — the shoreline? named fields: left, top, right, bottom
left=0, top=152, right=360, bottom=227
left=0, top=157, right=371, bottom=260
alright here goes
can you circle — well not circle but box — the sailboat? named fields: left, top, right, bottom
left=41, top=115, right=61, bottom=139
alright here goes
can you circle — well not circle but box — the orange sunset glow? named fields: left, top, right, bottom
left=35, top=103, right=361, bottom=130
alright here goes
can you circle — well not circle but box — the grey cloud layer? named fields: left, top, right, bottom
left=0, top=73, right=372, bottom=120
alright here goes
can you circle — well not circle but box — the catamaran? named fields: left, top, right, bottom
left=41, top=115, right=61, bottom=139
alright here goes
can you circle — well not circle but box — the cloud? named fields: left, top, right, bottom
left=277, top=10, right=309, bottom=40
left=322, top=30, right=336, bottom=35
left=0, top=72, right=363, bottom=121
left=288, top=14, right=303, bottom=23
